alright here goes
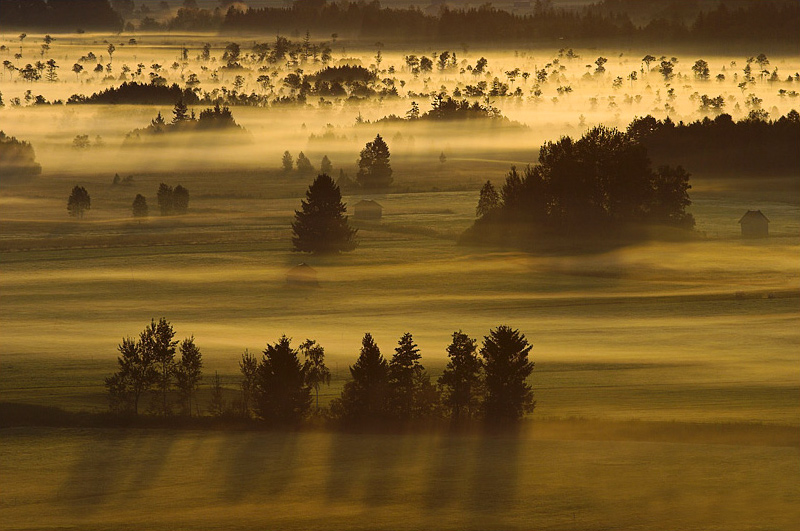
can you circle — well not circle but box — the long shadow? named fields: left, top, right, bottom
left=468, top=427, right=523, bottom=517
left=216, top=429, right=300, bottom=502
left=422, top=431, right=478, bottom=512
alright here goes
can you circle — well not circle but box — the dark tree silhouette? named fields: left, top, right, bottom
left=172, top=98, right=189, bottom=122
left=254, top=336, right=312, bottom=424
left=481, top=326, right=535, bottom=423
left=239, top=349, right=258, bottom=417
left=320, top=154, right=333, bottom=174
left=0, top=131, right=41, bottom=181
left=356, top=134, right=393, bottom=189
left=208, top=371, right=226, bottom=417
left=282, top=150, right=293, bottom=172
left=476, top=180, right=500, bottom=217
left=141, top=317, right=178, bottom=417
left=174, top=336, right=203, bottom=416
left=173, top=184, right=189, bottom=214
left=67, top=185, right=90, bottom=218
left=300, top=339, right=331, bottom=411
left=332, top=333, right=390, bottom=423
left=296, top=151, right=314, bottom=174
left=105, top=337, right=157, bottom=415
left=292, top=173, right=357, bottom=254
left=438, top=330, right=483, bottom=421
left=157, top=183, right=174, bottom=216
left=132, top=194, right=148, bottom=219
left=388, top=332, right=422, bottom=420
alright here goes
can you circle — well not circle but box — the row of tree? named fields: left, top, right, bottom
left=105, top=319, right=536, bottom=425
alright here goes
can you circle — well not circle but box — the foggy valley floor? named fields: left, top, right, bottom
left=1, top=30, right=799, bottom=531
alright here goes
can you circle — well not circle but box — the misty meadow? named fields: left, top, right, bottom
left=1, top=1, right=799, bottom=530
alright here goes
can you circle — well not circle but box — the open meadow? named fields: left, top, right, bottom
left=1, top=15, right=799, bottom=531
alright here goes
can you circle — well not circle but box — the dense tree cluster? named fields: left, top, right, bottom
left=463, top=125, right=696, bottom=248
left=121, top=1, right=800, bottom=46
left=0, top=0, right=123, bottom=32
left=356, top=134, right=393, bottom=189
left=105, top=318, right=203, bottom=416
left=0, top=131, right=41, bottom=181
left=628, top=110, right=800, bottom=174
left=105, top=319, right=536, bottom=427
left=67, top=82, right=200, bottom=106
left=156, top=183, right=190, bottom=216
left=66, top=185, right=90, bottom=219
left=125, top=102, right=244, bottom=143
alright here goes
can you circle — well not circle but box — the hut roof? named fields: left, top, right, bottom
left=738, top=210, right=770, bottom=224
left=354, top=199, right=382, bottom=208
left=287, top=262, right=316, bottom=273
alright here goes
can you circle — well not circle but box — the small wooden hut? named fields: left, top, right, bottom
left=353, top=199, right=383, bottom=221
left=738, top=210, right=769, bottom=239
left=286, top=263, right=318, bottom=286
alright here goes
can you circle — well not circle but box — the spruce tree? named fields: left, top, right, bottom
left=254, top=336, right=312, bottom=424
left=174, top=337, right=203, bottom=416
left=356, top=134, right=393, bottom=189
left=132, top=194, right=148, bottom=219
left=292, top=173, right=357, bottom=254
left=438, top=330, right=483, bottom=421
left=481, top=326, right=535, bottom=423
left=333, top=333, right=390, bottom=423
left=388, top=332, right=422, bottom=420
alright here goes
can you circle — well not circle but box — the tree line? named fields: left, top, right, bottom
left=462, top=125, right=696, bottom=249
left=65, top=181, right=191, bottom=220
left=105, top=319, right=536, bottom=426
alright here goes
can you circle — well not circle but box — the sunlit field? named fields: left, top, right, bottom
left=1, top=27, right=799, bottom=531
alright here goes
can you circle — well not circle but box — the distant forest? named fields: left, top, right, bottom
left=1, top=0, right=798, bottom=48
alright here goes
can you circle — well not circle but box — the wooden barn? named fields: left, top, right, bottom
left=353, top=199, right=383, bottom=221
left=739, top=210, right=769, bottom=239
left=286, top=263, right=318, bottom=286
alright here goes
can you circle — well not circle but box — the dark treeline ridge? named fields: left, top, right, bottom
left=124, top=102, right=246, bottom=144
left=102, top=318, right=535, bottom=430
left=462, top=109, right=800, bottom=250
left=0, top=130, right=42, bottom=182
left=375, top=96, right=523, bottom=127
left=67, top=82, right=199, bottom=106
left=630, top=109, right=800, bottom=174
left=0, top=0, right=123, bottom=32
left=156, top=1, right=794, bottom=47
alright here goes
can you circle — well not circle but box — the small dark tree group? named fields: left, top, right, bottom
left=157, top=183, right=190, bottom=216
left=67, top=185, right=90, bottom=218
left=292, top=173, right=357, bottom=254
left=356, top=134, right=393, bottom=189
left=105, top=318, right=203, bottom=417
left=331, top=327, right=535, bottom=425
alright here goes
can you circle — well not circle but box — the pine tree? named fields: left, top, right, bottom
left=282, top=150, right=293, bottom=172
left=239, top=349, right=258, bottom=417
left=476, top=180, right=500, bottom=217
left=332, top=333, right=390, bottom=423
left=173, top=184, right=189, bottom=214
left=67, top=185, right=91, bottom=219
left=388, top=332, right=422, bottom=420
left=157, top=183, right=174, bottom=216
left=296, top=151, right=314, bottom=174
left=356, top=134, right=393, bottom=189
left=254, top=336, right=312, bottom=424
left=132, top=194, right=148, bottom=219
left=292, top=173, right=357, bottom=254
left=481, top=326, right=535, bottom=423
left=438, top=330, right=483, bottom=421
left=320, top=154, right=333, bottom=174
left=174, top=337, right=203, bottom=416
left=105, top=336, right=157, bottom=415
left=172, top=98, right=189, bottom=123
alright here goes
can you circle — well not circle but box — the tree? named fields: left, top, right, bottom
left=107, top=43, right=116, bottom=63
left=481, top=326, right=535, bottom=423
left=173, top=184, right=189, bottom=214
left=174, top=336, right=203, bottom=416
left=292, top=173, right=357, bottom=254
left=254, top=336, right=312, bottom=424
left=296, top=151, right=314, bottom=174
left=132, top=194, right=148, bottom=219
left=387, top=332, right=422, bottom=420
left=67, top=185, right=90, bottom=218
left=439, top=151, right=447, bottom=164
left=300, top=339, right=331, bottom=411
left=331, top=333, right=390, bottom=423
left=282, top=150, right=293, bottom=172
left=438, top=330, right=483, bottom=421
left=208, top=371, right=226, bottom=417
left=72, top=63, right=83, bottom=81
left=140, top=317, right=178, bottom=416
left=356, top=134, right=393, bottom=189
left=105, top=336, right=157, bottom=415
left=239, top=349, right=258, bottom=417
left=157, top=183, right=174, bottom=215
left=320, top=154, right=333, bottom=174
left=476, top=180, right=500, bottom=217
left=692, top=59, right=710, bottom=80
left=172, top=98, right=189, bottom=122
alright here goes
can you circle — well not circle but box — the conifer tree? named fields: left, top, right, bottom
left=254, top=336, right=312, bottom=423
left=174, top=336, right=203, bottom=416
left=388, top=332, right=422, bottom=420
left=292, top=173, right=357, bottom=254
left=332, top=333, right=390, bottom=423
left=438, top=330, right=483, bottom=420
left=356, top=134, right=393, bottom=189
left=481, top=326, right=535, bottom=423
left=67, top=185, right=91, bottom=218
left=132, top=194, right=148, bottom=219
